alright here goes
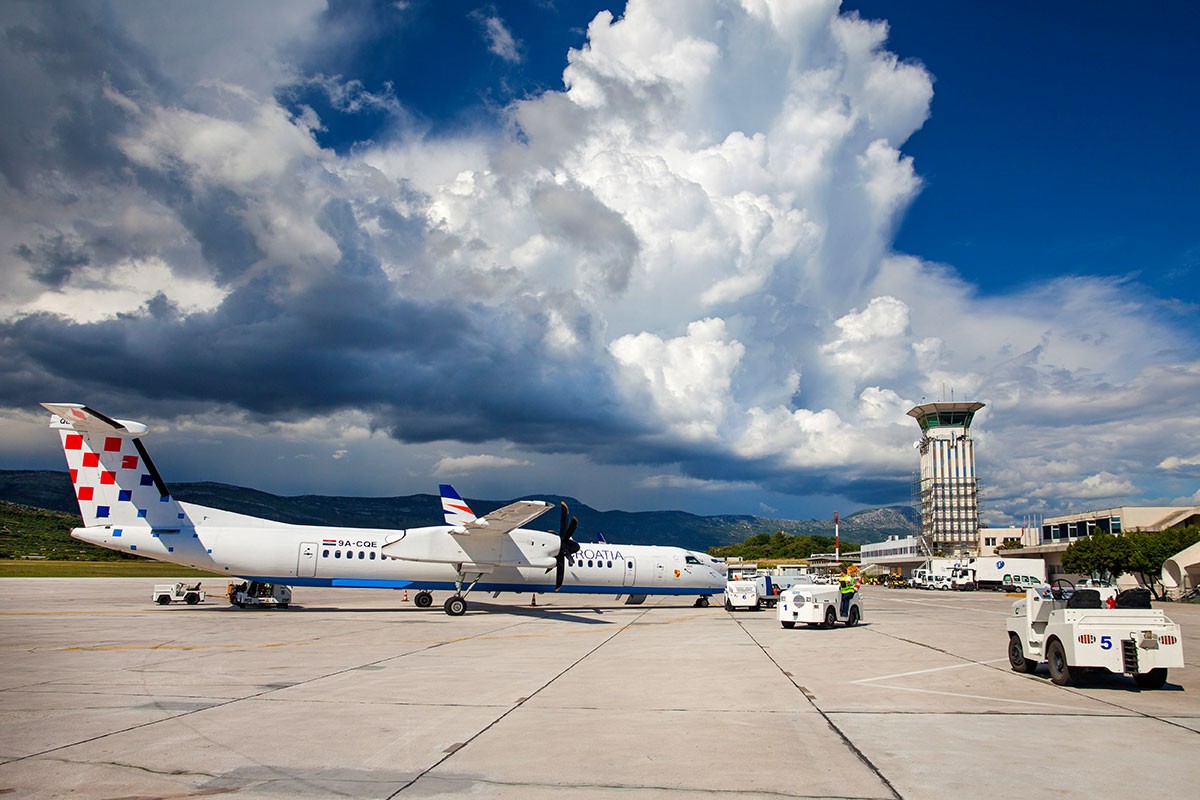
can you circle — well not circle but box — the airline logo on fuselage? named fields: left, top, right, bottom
left=578, top=548, right=624, bottom=561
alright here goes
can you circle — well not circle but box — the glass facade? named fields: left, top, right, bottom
left=1041, top=515, right=1122, bottom=543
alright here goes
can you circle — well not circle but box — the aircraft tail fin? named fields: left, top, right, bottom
left=42, top=403, right=186, bottom=528
left=439, top=483, right=476, bottom=526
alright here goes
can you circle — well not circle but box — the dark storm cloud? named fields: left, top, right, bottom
left=128, top=170, right=266, bottom=285
left=0, top=1, right=166, bottom=190
left=1, top=185, right=636, bottom=450
left=13, top=231, right=90, bottom=287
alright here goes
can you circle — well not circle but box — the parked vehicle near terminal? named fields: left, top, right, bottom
left=1002, top=574, right=1047, bottom=593
left=777, top=584, right=863, bottom=629
left=951, top=557, right=1046, bottom=591
left=928, top=574, right=951, bottom=591
left=1006, top=580, right=1184, bottom=689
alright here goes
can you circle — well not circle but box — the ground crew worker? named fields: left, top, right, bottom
left=839, top=571, right=856, bottom=617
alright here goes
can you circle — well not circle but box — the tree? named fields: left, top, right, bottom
left=1061, top=533, right=1131, bottom=581
left=1124, top=526, right=1200, bottom=599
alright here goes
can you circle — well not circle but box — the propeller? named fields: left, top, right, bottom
left=548, top=501, right=580, bottom=591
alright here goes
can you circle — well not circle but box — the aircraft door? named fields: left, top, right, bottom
left=623, top=557, right=635, bottom=586
left=297, top=542, right=318, bottom=578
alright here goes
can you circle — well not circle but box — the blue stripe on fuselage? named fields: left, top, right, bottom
left=237, top=577, right=714, bottom=596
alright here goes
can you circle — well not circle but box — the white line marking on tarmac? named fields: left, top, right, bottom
left=852, top=658, right=1094, bottom=711
left=875, top=597, right=1010, bottom=615
left=850, top=682, right=1097, bottom=711
left=851, top=658, right=1009, bottom=684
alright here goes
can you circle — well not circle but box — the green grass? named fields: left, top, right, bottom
left=0, top=500, right=128, bottom=561
left=0, top=559, right=224, bottom=578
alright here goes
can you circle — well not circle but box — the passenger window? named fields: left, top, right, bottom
left=358, top=551, right=365, bottom=559
left=370, top=552, right=376, bottom=560
left=322, top=549, right=329, bottom=558
left=335, top=551, right=341, bottom=558
left=627, top=561, right=633, bottom=569
left=587, top=560, right=593, bottom=568
left=607, top=561, right=612, bottom=568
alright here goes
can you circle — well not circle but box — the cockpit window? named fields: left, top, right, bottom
left=685, top=555, right=702, bottom=565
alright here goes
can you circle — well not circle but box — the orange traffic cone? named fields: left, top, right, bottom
left=531, top=594, right=537, bottom=607
left=402, top=590, right=409, bottom=602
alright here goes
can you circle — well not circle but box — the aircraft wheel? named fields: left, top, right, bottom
left=823, top=607, right=837, bottom=629
left=414, top=591, right=433, bottom=608
left=1008, top=633, right=1038, bottom=673
left=781, top=620, right=795, bottom=629
left=444, top=596, right=467, bottom=617
left=1046, top=639, right=1075, bottom=686
left=724, top=599, right=733, bottom=611
left=846, top=606, right=860, bottom=627
left=1134, top=668, right=1167, bottom=689
left=694, top=596, right=710, bottom=608
left=156, top=595, right=171, bottom=605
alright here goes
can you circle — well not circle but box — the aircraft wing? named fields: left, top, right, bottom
left=455, top=500, right=554, bottom=535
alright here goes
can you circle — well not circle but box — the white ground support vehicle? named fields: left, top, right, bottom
left=229, top=581, right=292, bottom=609
left=1006, top=581, right=1184, bottom=689
left=777, top=584, right=863, bottom=629
left=152, top=582, right=205, bottom=605
left=724, top=580, right=759, bottom=610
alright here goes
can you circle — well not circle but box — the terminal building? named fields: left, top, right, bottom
left=1021, top=506, right=1200, bottom=580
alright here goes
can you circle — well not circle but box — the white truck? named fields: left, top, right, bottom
left=777, top=584, right=863, bottom=629
left=1006, top=581, right=1184, bottom=688
left=152, top=582, right=205, bottom=605
left=724, top=580, right=759, bottom=611
left=228, top=581, right=292, bottom=609
left=952, top=557, right=1046, bottom=591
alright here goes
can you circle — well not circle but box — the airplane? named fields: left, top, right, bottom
left=40, top=403, right=726, bottom=615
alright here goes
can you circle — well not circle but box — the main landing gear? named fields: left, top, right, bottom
left=413, top=591, right=433, bottom=608
left=693, top=596, right=711, bottom=608
left=439, top=567, right=486, bottom=616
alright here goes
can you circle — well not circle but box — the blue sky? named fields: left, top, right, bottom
left=843, top=1, right=1200, bottom=297
left=1, top=1, right=1198, bottom=522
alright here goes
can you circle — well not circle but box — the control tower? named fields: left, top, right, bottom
left=908, top=401, right=984, bottom=555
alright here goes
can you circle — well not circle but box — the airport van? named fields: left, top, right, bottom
left=1002, top=574, right=1045, bottom=593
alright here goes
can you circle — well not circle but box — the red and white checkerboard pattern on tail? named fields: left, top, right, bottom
left=42, top=403, right=187, bottom=529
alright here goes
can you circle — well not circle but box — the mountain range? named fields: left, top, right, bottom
left=0, top=470, right=917, bottom=554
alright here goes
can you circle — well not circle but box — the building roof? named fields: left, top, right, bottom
left=907, top=402, right=985, bottom=431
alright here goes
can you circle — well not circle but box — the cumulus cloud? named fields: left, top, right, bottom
left=1, top=0, right=1197, bottom=521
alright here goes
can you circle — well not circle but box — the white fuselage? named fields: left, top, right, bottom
left=70, top=501, right=726, bottom=596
